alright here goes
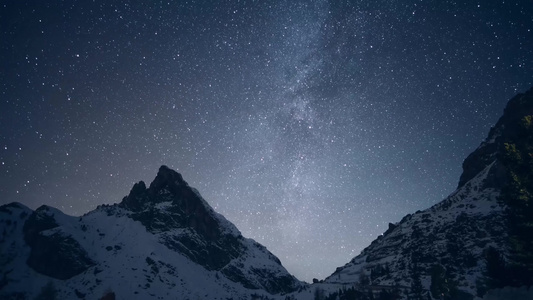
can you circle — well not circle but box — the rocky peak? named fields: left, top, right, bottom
left=115, top=166, right=301, bottom=294
left=149, top=165, right=188, bottom=191
left=127, top=180, right=146, bottom=199
left=120, top=165, right=190, bottom=211
left=458, top=87, right=533, bottom=188
left=119, top=166, right=223, bottom=239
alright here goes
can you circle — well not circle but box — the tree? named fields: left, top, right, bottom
left=485, top=247, right=506, bottom=288
left=359, top=271, right=370, bottom=286
left=410, top=266, right=425, bottom=300
left=313, top=287, right=325, bottom=300
left=430, top=264, right=449, bottom=300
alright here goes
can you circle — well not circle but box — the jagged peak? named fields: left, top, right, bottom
left=126, top=180, right=147, bottom=199
left=117, top=166, right=243, bottom=238
left=149, top=165, right=188, bottom=191
left=120, top=166, right=190, bottom=210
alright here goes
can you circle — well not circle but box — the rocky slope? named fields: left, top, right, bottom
left=0, top=166, right=301, bottom=300
left=319, top=162, right=505, bottom=299
left=315, top=88, right=533, bottom=300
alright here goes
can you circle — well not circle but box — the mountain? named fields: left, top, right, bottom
left=1, top=89, right=533, bottom=300
left=310, top=88, right=533, bottom=300
left=0, top=166, right=301, bottom=300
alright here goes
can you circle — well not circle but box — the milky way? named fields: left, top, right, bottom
left=1, top=0, right=532, bottom=281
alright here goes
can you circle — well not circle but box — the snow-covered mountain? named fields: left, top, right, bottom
left=0, top=166, right=302, bottom=300
left=318, top=161, right=505, bottom=299
left=312, top=88, right=533, bottom=300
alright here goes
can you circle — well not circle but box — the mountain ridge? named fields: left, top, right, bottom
left=1, top=88, right=533, bottom=299
left=315, top=87, right=533, bottom=300
left=0, top=166, right=302, bottom=299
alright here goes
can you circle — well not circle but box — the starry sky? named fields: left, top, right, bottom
left=1, top=0, right=532, bottom=281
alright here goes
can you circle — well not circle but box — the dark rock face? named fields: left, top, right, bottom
left=120, top=166, right=222, bottom=240
left=119, top=166, right=239, bottom=270
left=148, top=165, right=188, bottom=191
left=23, top=206, right=94, bottom=280
left=458, top=88, right=533, bottom=188
left=458, top=141, right=499, bottom=188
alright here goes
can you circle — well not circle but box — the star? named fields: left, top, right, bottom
left=1, top=0, right=532, bottom=281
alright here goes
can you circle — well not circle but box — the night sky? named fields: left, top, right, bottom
left=1, top=0, right=532, bottom=281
